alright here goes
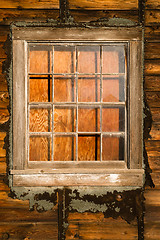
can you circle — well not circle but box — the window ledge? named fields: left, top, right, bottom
left=11, top=169, right=144, bottom=187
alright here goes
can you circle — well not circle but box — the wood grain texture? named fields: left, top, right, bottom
left=0, top=223, right=58, bottom=240
left=145, top=10, right=160, bottom=25
left=145, top=42, right=160, bottom=59
left=145, top=60, right=160, bottom=75
left=146, top=0, right=160, bottom=9
left=0, top=109, right=9, bottom=124
left=66, top=214, right=138, bottom=240
left=146, top=91, right=160, bottom=108
left=69, top=0, right=138, bottom=10
left=0, top=92, right=9, bottom=108
left=0, top=0, right=59, bottom=9
left=0, top=75, right=8, bottom=92
left=145, top=75, right=160, bottom=91
left=145, top=26, right=160, bottom=40
left=149, top=123, right=160, bottom=140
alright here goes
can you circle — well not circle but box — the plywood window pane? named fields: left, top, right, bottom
left=78, top=75, right=100, bottom=102
left=29, top=46, right=52, bottom=73
left=78, top=136, right=100, bottom=161
left=54, top=75, right=76, bottom=102
left=29, top=108, right=52, bottom=132
left=102, top=46, right=125, bottom=74
left=102, top=107, right=125, bottom=132
left=78, top=108, right=100, bottom=132
left=29, top=136, right=51, bottom=161
left=29, top=75, right=52, bottom=102
left=54, top=46, right=75, bottom=73
left=102, top=77, right=125, bottom=102
left=102, top=136, right=124, bottom=161
left=53, top=136, right=76, bottom=161
left=78, top=46, right=100, bottom=73
left=54, top=107, right=76, bottom=132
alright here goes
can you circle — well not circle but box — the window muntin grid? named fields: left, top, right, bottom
left=28, top=42, right=127, bottom=163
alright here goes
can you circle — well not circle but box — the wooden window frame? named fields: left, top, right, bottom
left=11, top=26, right=144, bottom=187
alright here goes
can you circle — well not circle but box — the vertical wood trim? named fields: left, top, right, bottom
left=129, top=41, right=143, bottom=169
left=13, top=40, right=26, bottom=170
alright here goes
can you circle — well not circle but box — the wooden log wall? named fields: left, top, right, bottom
left=0, top=0, right=159, bottom=239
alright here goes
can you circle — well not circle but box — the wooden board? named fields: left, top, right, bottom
left=0, top=0, right=59, bottom=9
left=145, top=10, right=160, bottom=25
left=146, top=0, right=160, bottom=9
left=146, top=91, right=160, bottom=108
left=68, top=0, right=138, bottom=10
left=145, top=42, right=160, bottom=59
left=145, top=76, right=160, bottom=91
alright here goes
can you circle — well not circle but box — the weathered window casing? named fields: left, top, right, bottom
left=11, top=26, right=144, bottom=187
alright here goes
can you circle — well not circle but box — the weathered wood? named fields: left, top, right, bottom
left=145, top=140, right=160, bottom=156
left=0, top=26, right=9, bottom=42
left=149, top=123, right=160, bottom=140
left=66, top=214, right=138, bottom=240
left=0, top=208, right=58, bottom=222
left=150, top=172, right=160, bottom=189
left=0, top=43, right=6, bottom=59
left=146, top=91, right=160, bottom=108
left=12, top=27, right=142, bottom=41
left=145, top=60, right=160, bottom=75
left=0, top=223, right=58, bottom=240
left=151, top=108, right=160, bottom=122
left=148, top=156, right=160, bottom=171
left=145, top=75, right=160, bottom=91
left=144, top=190, right=160, bottom=222
left=145, top=222, right=160, bottom=240
left=145, top=10, right=160, bottom=25
left=145, top=42, right=160, bottom=59
left=0, top=161, right=6, bottom=174
left=129, top=41, right=143, bottom=169
left=0, top=92, right=9, bottom=108
left=0, top=0, right=59, bottom=9
left=0, top=109, right=9, bottom=125
left=13, top=171, right=144, bottom=187
left=68, top=0, right=138, bottom=10
left=146, top=0, right=160, bottom=10
left=145, top=26, right=160, bottom=40
left=0, top=76, right=8, bottom=92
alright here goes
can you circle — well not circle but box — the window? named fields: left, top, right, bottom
left=11, top=27, right=144, bottom=187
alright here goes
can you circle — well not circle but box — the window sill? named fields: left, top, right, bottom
left=11, top=169, right=144, bottom=187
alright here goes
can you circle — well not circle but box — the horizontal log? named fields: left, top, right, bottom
left=145, top=42, right=160, bottom=59
left=0, top=78, right=8, bottom=92
left=0, top=9, right=59, bottom=25
left=0, top=43, right=6, bottom=59
left=0, top=132, right=6, bottom=141
left=0, top=208, right=57, bottom=223
left=150, top=172, right=160, bottom=189
left=0, top=109, right=9, bottom=124
left=0, top=161, right=6, bottom=174
left=145, top=222, right=160, bottom=240
left=145, top=75, right=160, bottom=91
left=145, top=140, right=160, bottom=157
left=150, top=123, right=160, bottom=140
left=0, top=142, right=6, bottom=158
left=145, top=60, right=160, bottom=75
left=151, top=108, right=160, bottom=122
left=67, top=215, right=137, bottom=240
left=0, top=0, right=59, bottom=9
left=0, top=223, right=58, bottom=240
left=68, top=0, right=138, bottom=10
left=148, top=156, right=160, bottom=172
left=72, top=9, right=138, bottom=23
left=146, top=0, right=160, bottom=10
left=145, top=26, right=160, bottom=40
left=145, top=10, right=160, bottom=25
left=0, top=26, right=9, bottom=42
left=146, top=91, right=160, bottom=108
left=0, top=92, right=9, bottom=109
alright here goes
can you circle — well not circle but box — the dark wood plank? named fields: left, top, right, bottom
left=148, top=156, right=160, bottom=172
left=0, top=92, right=9, bottom=109
left=145, top=26, right=160, bottom=40
left=145, top=222, right=160, bottom=240
left=151, top=108, right=160, bottom=122
left=150, top=123, right=160, bottom=140
left=145, top=42, right=160, bottom=59
left=0, top=0, right=59, bottom=9
left=145, top=140, right=160, bottom=156
left=0, top=223, right=58, bottom=240
left=0, top=109, right=9, bottom=125
left=67, top=214, right=138, bottom=240
left=146, top=92, right=160, bottom=108
left=145, top=75, right=160, bottom=91
left=146, top=0, right=160, bottom=10
left=68, top=0, right=138, bottom=10
left=145, top=10, right=160, bottom=25
left=145, top=60, right=160, bottom=75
